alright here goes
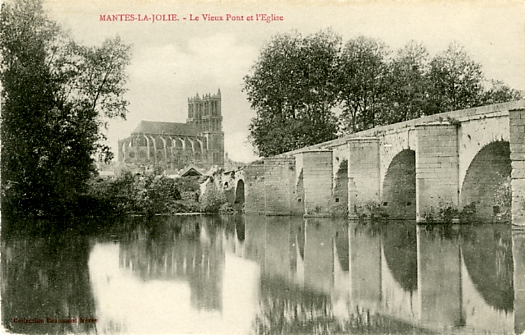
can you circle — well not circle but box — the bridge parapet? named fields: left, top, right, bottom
left=276, top=101, right=525, bottom=158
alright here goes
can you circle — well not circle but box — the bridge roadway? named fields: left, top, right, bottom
left=229, top=101, right=525, bottom=223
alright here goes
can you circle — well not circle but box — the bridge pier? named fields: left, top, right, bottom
left=348, top=138, right=381, bottom=217
left=244, top=161, right=266, bottom=214
left=510, top=108, right=525, bottom=225
left=415, top=124, right=459, bottom=222
left=244, top=157, right=300, bottom=216
left=264, top=157, right=298, bottom=215
left=299, top=150, right=333, bottom=217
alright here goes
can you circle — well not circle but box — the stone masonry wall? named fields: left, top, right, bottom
left=301, top=150, right=333, bottom=217
left=415, top=124, right=459, bottom=222
left=510, top=108, right=525, bottom=225
left=348, top=138, right=381, bottom=217
left=264, top=157, right=296, bottom=215
left=244, top=162, right=266, bottom=214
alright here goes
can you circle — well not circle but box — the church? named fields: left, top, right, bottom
left=118, top=89, right=224, bottom=172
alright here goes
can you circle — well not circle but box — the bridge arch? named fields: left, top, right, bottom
left=381, top=149, right=416, bottom=219
left=234, top=179, right=245, bottom=209
left=459, top=116, right=509, bottom=188
left=460, top=141, right=511, bottom=222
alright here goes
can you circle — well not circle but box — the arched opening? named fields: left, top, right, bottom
left=333, top=159, right=348, bottom=216
left=382, top=150, right=416, bottom=220
left=294, top=170, right=305, bottom=215
left=234, top=180, right=245, bottom=210
left=461, top=141, right=511, bottom=222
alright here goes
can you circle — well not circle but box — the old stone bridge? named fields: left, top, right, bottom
left=227, top=101, right=525, bottom=223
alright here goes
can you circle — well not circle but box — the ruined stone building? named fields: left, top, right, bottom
left=118, top=90, right=224, bottom=171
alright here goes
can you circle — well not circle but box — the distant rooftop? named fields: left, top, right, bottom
left=131, top=120, right=199, bottom=136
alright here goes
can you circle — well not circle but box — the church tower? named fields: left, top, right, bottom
left=187, top=89, right=224, bottom=166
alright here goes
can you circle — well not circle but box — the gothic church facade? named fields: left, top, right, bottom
left=118, top=90, right=224, bottom=171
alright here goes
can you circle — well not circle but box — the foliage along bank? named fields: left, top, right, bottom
left=0, top=0, right=131, bottom=220
left=84, top=170, right=235, bottom=218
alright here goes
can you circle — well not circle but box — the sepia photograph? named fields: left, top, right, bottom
left=1, top=0, right=525, bottom=334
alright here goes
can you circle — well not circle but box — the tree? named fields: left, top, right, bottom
left=243, top=30, right=340, bottom=157
left=245, top=31, right=523, bottom=156
left=481, top=79, right=523, bottom=105
left=382, top=41, right=430, bottom=124
left=337, top=36, right=390, bottom=133
left=426, top=42, right=484, bottom=114
left=0, top=0, right=131, bottom=218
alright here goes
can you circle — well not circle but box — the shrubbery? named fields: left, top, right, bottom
left=86, top=172, right=200, bottom=216
left=71, top=170, right=240, bottom=217
left=354, top=200, right=389, bottom=221
left=199, top=179, right=227, bottom=213
left=494, top=175, right=512, bottom=221
left=423, top=202, right=459, bottom=224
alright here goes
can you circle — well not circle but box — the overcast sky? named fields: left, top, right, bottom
left=45, top=0, right=525, bottom=163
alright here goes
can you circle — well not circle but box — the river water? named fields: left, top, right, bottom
left=2, top=215, right=523, bottom=334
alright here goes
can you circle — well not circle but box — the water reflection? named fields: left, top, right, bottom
left=89, top=215, right=257, bottom=334
left=2, top=233, right=96, bottom=334
left=1, top=216, right=522, bottom=334
left=460, top=225, right=514, bottom=333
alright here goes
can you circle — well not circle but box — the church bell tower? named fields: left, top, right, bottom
left=187, top=89, right=224, bottom=166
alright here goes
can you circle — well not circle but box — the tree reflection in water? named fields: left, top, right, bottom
left=2, top=231, right=96, bottom=334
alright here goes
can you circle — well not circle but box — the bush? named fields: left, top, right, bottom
left=354, top=201, right=388, bottom=220
left=219, top=202, right=235, bottom=214
left=459, top=202, right=477, bottom=223
left=174, top=175, right=201, bottom=193
left=423, top=202, right=458, bottom=224
left=85, top=172, right=200, bottom=216
left=87, top=172, right=142, bottom=214
left=494, top=175, right=512, bottom=221
left=199, top=180, right=226, bottom=213
left=138, top=175, right=182, bottom=216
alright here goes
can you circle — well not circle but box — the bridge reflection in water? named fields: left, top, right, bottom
left=1, top=215, right=523, bottom=334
